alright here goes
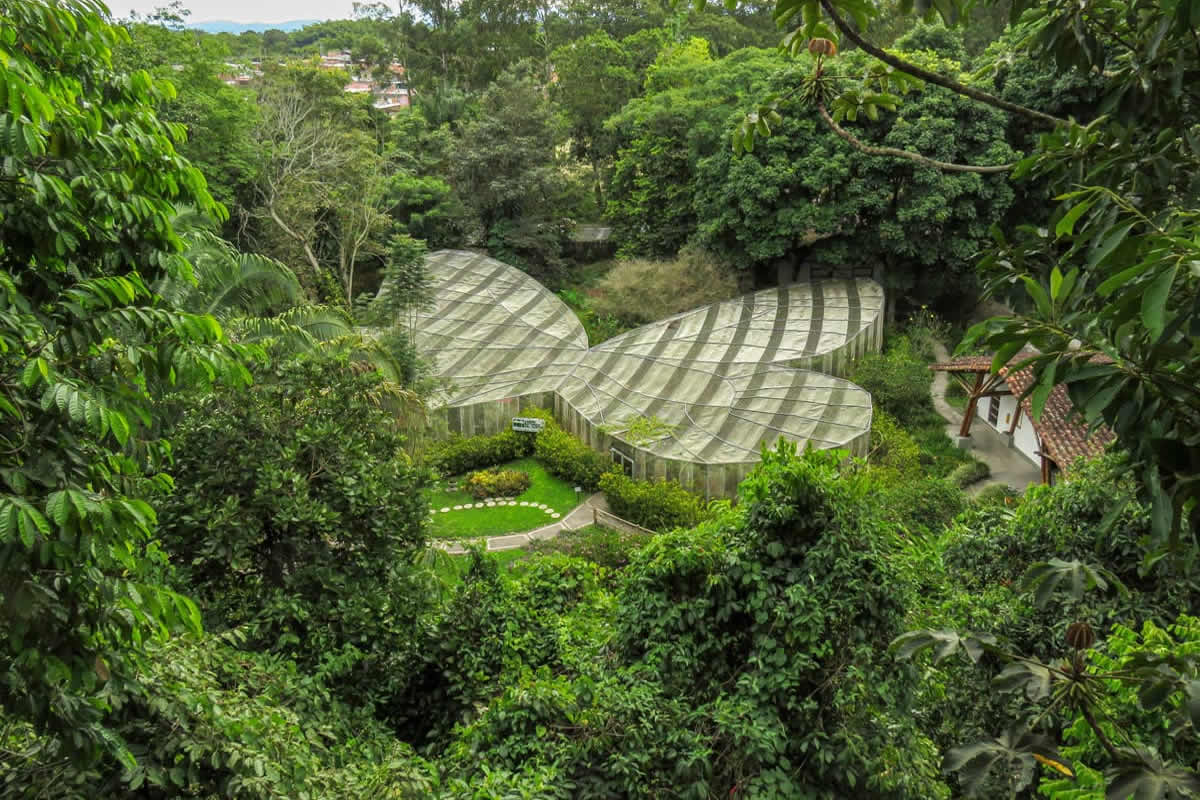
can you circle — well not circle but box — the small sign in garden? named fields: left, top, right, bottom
left=512, top=417, right=546, bottom=433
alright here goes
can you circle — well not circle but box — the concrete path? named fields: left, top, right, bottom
left=433, top=493, right=610, bottom=554
left=930, top=342, right=1040, bottom=495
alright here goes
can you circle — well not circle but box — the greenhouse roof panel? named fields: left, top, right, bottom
left=411, top=250, right=882, bottom=465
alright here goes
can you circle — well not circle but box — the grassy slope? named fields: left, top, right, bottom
left=427, top=457, right=584, bottom=539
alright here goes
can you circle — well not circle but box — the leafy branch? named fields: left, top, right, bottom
left=815, top=0, right=1068, bottom=128
left=816, top=102, right=1013, bottom=174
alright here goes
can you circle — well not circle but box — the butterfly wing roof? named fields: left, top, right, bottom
left=414, top=251, right=882, bottom=464
left=414, top=250, right=589, bottom=406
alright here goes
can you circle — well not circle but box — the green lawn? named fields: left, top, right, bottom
left=426, top=457, right=584, bottom=539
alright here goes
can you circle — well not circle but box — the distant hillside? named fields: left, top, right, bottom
left=188, top=19, right=321, bottom=33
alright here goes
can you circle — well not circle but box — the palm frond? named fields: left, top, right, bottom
left=229, top=305, right=355, bottom=349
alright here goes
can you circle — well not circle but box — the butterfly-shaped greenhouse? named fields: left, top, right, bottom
left=416, top=250, right=884, bottom=498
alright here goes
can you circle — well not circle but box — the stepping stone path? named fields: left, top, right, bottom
left=433, top=499, right=559, bottom=516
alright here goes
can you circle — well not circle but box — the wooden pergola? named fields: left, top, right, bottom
left=930, top=355, right=1011, bottom=437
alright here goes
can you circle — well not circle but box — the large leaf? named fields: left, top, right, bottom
left=1141, top=264, right=1177, bottom=340
left=1106, top=751, right=1200, bottom=800
left=1019, top=559, right=1126, bottom=608
left=946, top=729, right=1069, bottom=798
left=889, top=629, right=997, bottom=665
left=992, top=660, right=1054, bottom=701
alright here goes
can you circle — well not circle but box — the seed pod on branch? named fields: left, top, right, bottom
left=808, top=37, right=837, bottom=57
left=1065, top=622, right=1095, bottom=651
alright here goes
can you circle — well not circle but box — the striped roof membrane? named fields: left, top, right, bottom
left=413, top=250, right=882, bottom=465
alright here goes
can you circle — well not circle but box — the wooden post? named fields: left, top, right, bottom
left=1040, top=453, right=1051, bottom=484
left=959, top=372, right=985, bottom=437
left=1007, top=403, right=1022, bottom=435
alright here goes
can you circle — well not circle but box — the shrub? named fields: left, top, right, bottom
left=526, top=525, right=649, bottom=570
left=850, top=335, right=935, bottom=428
left=949, top=459, right=991, bottom=488
left=464, top=468, right=532, bottom=499
left=590, top=245, right=740, bottom=325
left=875, top=477, right=967, bottom=536
left=868, top=410, right=922, bottom=482
left=974, top=483, right=1020, bottom=506
left=427, top=429, right=535, bottom=476
left=534, top=424, right=615, bottom=490
left=430, top=406, right=616, bottom=490
left=599, top=471, right=708, bottom=531
left=901, top=306, right=952, bottom=363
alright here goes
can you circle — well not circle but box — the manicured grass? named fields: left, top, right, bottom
left=426, top=457, right=584, bottom=539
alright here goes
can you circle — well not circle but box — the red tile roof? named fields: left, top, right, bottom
left=929, top=354, right=995, bottom=372
left=1001, top=366, right=1115, bottom=471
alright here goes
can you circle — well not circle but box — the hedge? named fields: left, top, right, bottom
left=534, top=425, right=615, bottom=491
left=508, top=407, right=617, bottom=491
left=426, top=429, right=535, bottom=476
left=428, top=407, right=616, bottom=491
left=599, top=471, right=708, bottom=532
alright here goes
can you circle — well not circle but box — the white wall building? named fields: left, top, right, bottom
left=931, top=354, right=1115, bottom=484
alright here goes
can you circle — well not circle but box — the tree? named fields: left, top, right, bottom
left=113, top=11, right=263, bottom=229
left=366, top=234, right=434, bottom=338
left=734, top=0, right=1200, bottom=793
left=0, top=0, right=248, bottom=766
left=449, top=62, right=571, bottom=279
left=605, top=45, right=780, bottom=257
left=252, top=66, right=392, bottom=305
left=157, top=355, right=431, bottom=708
left=696, top=40, right=1015, bottom=308
left=551, top=31, right=639, bottom=209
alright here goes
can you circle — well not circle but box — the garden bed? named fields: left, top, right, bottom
left=426, top=457, right=582, bottom=539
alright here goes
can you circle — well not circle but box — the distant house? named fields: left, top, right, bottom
left=372, top=81, right=410, bottom=111
left=344, top=81, right=373, bottom=94
left=320, top=50, right=353, bottom=70
left=930, top=354, right=1116, bottom=484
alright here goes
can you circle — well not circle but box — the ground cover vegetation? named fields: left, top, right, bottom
left=4, top=0, right=1200, bottom=798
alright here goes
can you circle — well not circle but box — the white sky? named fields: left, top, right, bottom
left=119, top=0, right=359, bottom=23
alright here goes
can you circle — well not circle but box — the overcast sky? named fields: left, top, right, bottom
left=119, top=0, right=358, bottom=23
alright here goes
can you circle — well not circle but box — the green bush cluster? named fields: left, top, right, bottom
left=598, top=471, right=708, bottom=531
left=528, top=412, right=616, bottom=490
left=427, top=429, right=535, bottom=476
left=974, top=483, right=1020, bottom=506
left=464, top=467, right=532, bottom=499
left=875, top=477, right=968, bottom=537
left=525, top=525, right=649, bottom=571
left=851, top=335, right=936, bottom=429
left=868, top=410, right=923, bottom=482
left=949, top=459, right=991, bottom=488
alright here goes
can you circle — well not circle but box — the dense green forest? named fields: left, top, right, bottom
left=2, top=0, right=1199, bottom=797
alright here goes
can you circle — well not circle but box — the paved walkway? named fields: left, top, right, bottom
left=433, top=493, right=610, bottom=554
left=930, top=342, right=1040, bottom=495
